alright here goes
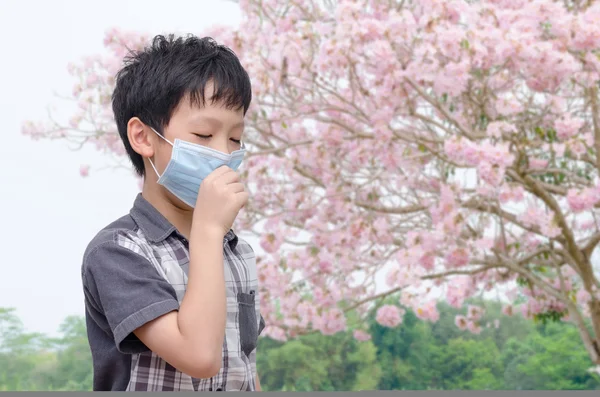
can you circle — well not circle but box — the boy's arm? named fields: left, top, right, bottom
left=133, top=227, right=226, bottom=378
left=256, top=374, right=261, bottom=391
left=83, top=230, right=227, bottom=379
left=133, top=167, right=246, bottom=378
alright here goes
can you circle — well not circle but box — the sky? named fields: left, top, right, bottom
left=0, top=0, right=246, bottom=336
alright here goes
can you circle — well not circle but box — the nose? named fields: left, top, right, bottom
left=211, top=137, right=230, bottom=154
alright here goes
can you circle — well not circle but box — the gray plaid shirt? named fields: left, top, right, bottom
left=82, top=194, right=265, bottom=391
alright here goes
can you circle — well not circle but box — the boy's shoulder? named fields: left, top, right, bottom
left=81, top=193, right=175, bottom=275
left=81, top=212, right=139, bottom=274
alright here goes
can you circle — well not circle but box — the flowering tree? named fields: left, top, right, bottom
left=23, top=0, right=600, bottom=364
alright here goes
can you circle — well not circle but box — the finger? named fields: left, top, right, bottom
left=235, top=192, right=249, bottom=209
left=218, top=170, right=240, bottom=185
left=206, top=165, right=232, bottom=181
left=227, top=182, right=246, bottom=194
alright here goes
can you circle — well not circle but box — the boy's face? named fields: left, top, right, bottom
left=141, top=82, right=245, bottom=208
left=161, top=87, right=245, bottom=156
left=155, top=84, right=244, bottom=154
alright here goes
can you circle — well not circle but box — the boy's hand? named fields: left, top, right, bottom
left=193, top=166, right=248, bottom=236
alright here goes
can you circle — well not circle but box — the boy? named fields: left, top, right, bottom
left=81, top=34, right=265, bottom=391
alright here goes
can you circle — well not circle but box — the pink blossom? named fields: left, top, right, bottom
left=446, top=276, right=471, bottom=308
left=467, top=320, right=482, bottom=334
left=79, top=165, right=90, bottom=177
left=486, top=121, right=515, bottom=138
left=419, top=254, right=435, bottom=270
left=467, top=305, right=484, bottom=321
left=499, top=185, right=525, bottom=203
left=415, top=301, right=439, bottom=322
left=376, top=305, right=404, bottom=328
left=555, top=116, right=584, bottom=140
left=372, top=217, right=393, bottom=244
left=529, top=158, right=548, bottom=170
left=433, top=60, right=471, bottom=97
left=567, top=188, right=599, bottom=213
left=265, top=326, right=288, bottom=342
left=445, top=247, right=470, bottom=268
left=353, top=330, right=372, bottom=341
left=260, top=233, right=283, bottom=254
left=495, top=97, right=523, bottom=116
left=502, top=305, right=514, bottom=316
left=455, top=315, right=468, bottom=330
left=315, top=308, right=347, bottom=335
left=576, top=289, right=592, bottom=305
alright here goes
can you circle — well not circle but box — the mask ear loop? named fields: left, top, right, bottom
left=147, top=126, right=174, bottom=178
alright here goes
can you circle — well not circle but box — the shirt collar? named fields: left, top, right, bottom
left=130, top=193, right=238, bottom=248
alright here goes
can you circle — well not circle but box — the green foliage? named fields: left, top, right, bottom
left=1, top=303, right=599, bottom=391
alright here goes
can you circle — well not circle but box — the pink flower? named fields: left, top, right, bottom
left=353, top=330, right=372, bottom=341
left=486, top=121, right=515, bottom=138
left=79, top=165, right=90, bottom=177
left=529, top=158, right=548, bottom=170
left=260, top=233, right=283, bottom=253
left=415, top=300, right=439, bottom=322
left=316, top=308, right=347, bottom=335
left=433, top=60, right=471, bottom=97
left=495, top=97, right=523, bottom=116
left=446, top=276, right=471, bottom=308
left=467, top=320, right=482, bottom=334
left=467, top=305, right=484, bottom=321
left=375, top=305, right=404, bottom=327
left=502, top=305, right=514, bottom=316
left=372, top=217, right=393, bottom=244
left=576, top=289, right=592, bottom=305
left=567, top=188, right=599, bottom=213
left=445, top=247, right=470, bottom=268
left=555, top=116, right=584, bottom=140
left=419, top=254, right=435, bottom=270
left=265, top=326, right=287, bottom=342
left=499, top=185, right=525, bottom=203
left=455, top=315, right=468, bottom=330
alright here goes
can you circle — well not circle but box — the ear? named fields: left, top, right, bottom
left=127, top=117, right=155, bottom=158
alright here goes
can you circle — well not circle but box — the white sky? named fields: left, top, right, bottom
left=0, top=0, right=246, bottom=336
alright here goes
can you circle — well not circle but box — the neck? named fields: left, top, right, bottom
left=141, top=179, right=194, bottom=240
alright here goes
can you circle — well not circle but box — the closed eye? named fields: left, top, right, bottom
left=193, top=134, right=240, bottom=144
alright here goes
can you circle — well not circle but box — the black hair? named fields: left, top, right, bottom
left=111, top=34, right=252, bottom=177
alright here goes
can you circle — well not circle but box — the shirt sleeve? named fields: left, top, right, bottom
left=82, top=240, right=180, bottom=354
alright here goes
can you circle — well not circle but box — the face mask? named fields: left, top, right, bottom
left=148, top=127, right=246, bottom=208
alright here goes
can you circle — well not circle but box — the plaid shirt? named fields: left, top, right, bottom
left=82, top=194, right=265, bottom=391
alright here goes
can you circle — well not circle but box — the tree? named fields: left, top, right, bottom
left=502, top=322, right=599, bottom=390
left=256, top=331, right=381, bottom=391
left=22, top=0, right=600, bottom=364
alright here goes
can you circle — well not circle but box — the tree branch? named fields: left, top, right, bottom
left=583, top=232, right=600, bottom=260
left=355, top=202, right=426, bottom=215
left=589, top=86, right=600, bottom=173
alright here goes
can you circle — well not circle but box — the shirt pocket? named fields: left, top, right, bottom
left=237, top=290, right=258, bottom=357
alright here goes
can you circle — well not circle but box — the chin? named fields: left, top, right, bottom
left=164, top=189, right=194, bottom=212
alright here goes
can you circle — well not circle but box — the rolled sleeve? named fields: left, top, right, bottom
left=83, top=240, right=180, bottom=354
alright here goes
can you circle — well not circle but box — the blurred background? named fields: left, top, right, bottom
left=1, top=0, right=600, bottom=391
